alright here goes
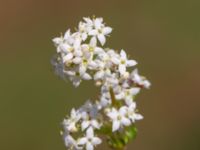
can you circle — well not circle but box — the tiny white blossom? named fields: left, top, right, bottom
left=99, top=92, right=111, bottom=108
left=77, top=21, right=91, bottom=41
left=78, top=127, right=102, bottom=150
left=66, top=70, right=92, bottom=87
left=63, top=134, right=77, bottom=149
left=122, top=102, right=143, bottom=123
left=81, top=111, right=101, bottom=131
left=115, top=87, right=140, bottom=105
left=130, top=69, right=151, bottom=88
left=88, top=17, right=112, bottom=46
left=112, top=50, right=137, bottom=75
left=63, top=108, right=81, bottom=132
left=107, top=107, right=131, bottom=132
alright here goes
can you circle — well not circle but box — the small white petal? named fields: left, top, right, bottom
left=52, top=37, right=62, bottom=45
left=63, top=53, right=73, bottom=62
left=119, top=64, right=126, bottom=74
left=130, top=102, right=136, bottom=110
left=82, top=73, right=92, bottom=80
left=64, top=29, right=71, bottom=39
left=64, top=134, right=76, bottom=147
left=78, top=137, right=87, bottom=145
left=71, top=108, right=76, bottom=117
left=90, top=37, right=97, bottom=47
left=82, top=33, right=88, bottom=41
left=113, top=120, right=120, bottom=132
left=97, top=34, right=106, bottom=46
left=81, top=44, right=89, bottom=51
left=125, top=98, right=133, bottom=106
left=91, top=120, right=100, bottom=129
left=127, top=60, right=137, bottom=67
left=88, top=61, right=98, bottom=69
left=83, top=51, right=92, bottom=59
left=102, top=27, right=112, bottom=35
left=60, top=43, right=71, bottom=53
left=112, top=57, right=120, bottom=65
left=130, top=88, right=140, bottom=95
left=73, top=57, right=82, bottom=64
left=143, top=80, right=151, bottom=88
left=94, top=18, right=102, bottom=29
left=135, top=114, right=143, bottom=120
left=107, top=109, right=118, bottom=119
left=94, top=71, right=104, bottom=80
left=83, top=17, right=93, bottom=26
left=94, top=47, right=103, bottom=54
left=73, top=79, right=81, bottom=87
left=89, top=30, right=98, bottom=36
left=79, top=65, right=87, bottom=74
left=121, top=118, right=131, bottom=126
left=86, top=127, right=94, bottom=138
left=92, top=137, right=102, bottom=145
left=65, top=70, right=75, bottom=76
left=74, top=50, right=83, bottom=57
left=115, top=92, right=125, bottom=100
left=81, top=121, right=90, bottom=131
left=120, top=50, right=127, bottom=59
left=56, top=47, right=61, bottom=53
left=119, top=107, right=127, bottom=116
left=74, top=39, right=81, bottom=50
left=86, top=142, right=94, bottom=150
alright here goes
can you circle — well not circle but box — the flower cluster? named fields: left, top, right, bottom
left=52, top=17, right=150, bottom=150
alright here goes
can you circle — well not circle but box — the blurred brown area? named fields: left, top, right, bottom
left=0, top=0, right=200, bottom=150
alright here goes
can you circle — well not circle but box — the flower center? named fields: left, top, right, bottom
left=83, top=59, right=88, bottom=65
left=76, top=72, right=80, bottom=76
left=117, top=115, right=122, bottom=120
left=121, top=59, right=126, bottom=64
left=89, top=46, right=94, bottom=52
left=88, top=138, right=93, bottom=142
left=98, top=29, right=102, bottom=34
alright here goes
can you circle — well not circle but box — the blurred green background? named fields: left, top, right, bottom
left=0, top=0, right=200, bottom=150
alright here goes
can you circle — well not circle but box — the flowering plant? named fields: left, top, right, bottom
left=52, top=16, right=150, bottom=150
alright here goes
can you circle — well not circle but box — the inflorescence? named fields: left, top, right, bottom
left=52, top=16, right=151, bottom=150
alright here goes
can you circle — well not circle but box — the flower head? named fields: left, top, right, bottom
left=52, top=16, right=151, bottom=150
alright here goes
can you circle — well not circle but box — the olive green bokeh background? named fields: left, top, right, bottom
left=0, top=0, right=200, bottom=150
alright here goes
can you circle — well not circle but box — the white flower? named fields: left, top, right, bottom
left=81, top=112, right=101, bottom=131
left=93, top=63, right=111, bottom=81
left=122, top=102, right=143, bottom=123
left=130, top=69, right=151, bottom=88
left=99, top=92, right=111, bottom=108
left=53, top=30, right=76, bottom=54
left=112, top=49, right=137, bottom=75
left=83, top=37, right=104, bottom=55
left=88, top=17, right=112, bottom=46
left=78, top=127, right=102, bottom=150
left=66, top=70, right=92, bottom=87
left=107, top=107, right=131, bottom=132
left=53, top=29, right=71, bottom=47
left=63, top=108, right=81, bottom=132
left=115, top=87, right=140, bottom=105
left=77, top=21, right=91, bottom=41
left=63, top=133, right=79, bottom=150
left=83, top=17, right=94, bottom=27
